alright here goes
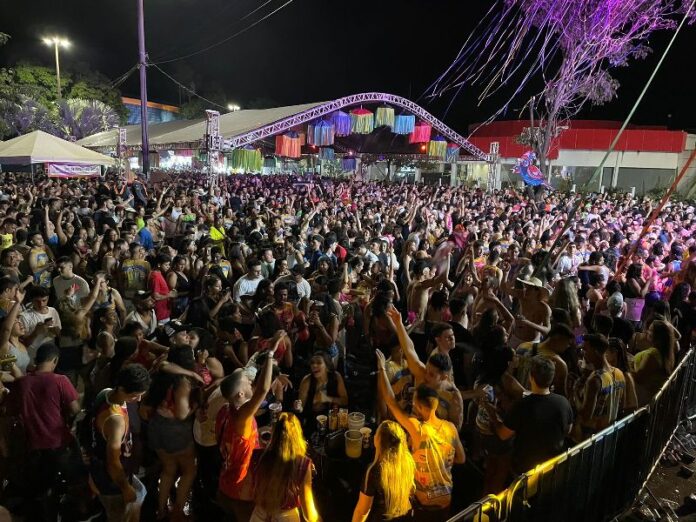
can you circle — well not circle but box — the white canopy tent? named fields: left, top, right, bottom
left=0, top=130, right=115, bottom=166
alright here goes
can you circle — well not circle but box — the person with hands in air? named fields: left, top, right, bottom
left=215, top=332, right=283, bottom=521
left=384, top=304, right=464, bottom=430
left=375, top=349, right=465, bottom=522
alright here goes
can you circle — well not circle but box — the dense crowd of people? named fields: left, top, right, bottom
left=0, top=170, right=694, bottom=522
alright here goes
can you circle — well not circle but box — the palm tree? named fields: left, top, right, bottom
left=0, top=95, right=57, bottom=136
left=57, top=98, right=119, bottom=140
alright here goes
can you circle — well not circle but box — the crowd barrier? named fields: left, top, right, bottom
left=448, top=348, right=696, bottom=522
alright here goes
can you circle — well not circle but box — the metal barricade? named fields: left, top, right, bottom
left=446, top=495, right=502, bottom=522
left=451, top=349, right=696, bottom=522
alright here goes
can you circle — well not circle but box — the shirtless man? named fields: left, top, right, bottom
left=406, top=255, right=450, bottom=325
left=505, top=277, right=552, bottom=350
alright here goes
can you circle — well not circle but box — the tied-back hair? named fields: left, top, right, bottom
left=254, top=412, right=308, bottom=513
left=651, top=320, right=676, bottom=375
left=369, top=420, right=415, bottom=519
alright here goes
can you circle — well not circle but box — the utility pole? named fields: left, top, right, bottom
left=137, top=0, right=150, bottom=178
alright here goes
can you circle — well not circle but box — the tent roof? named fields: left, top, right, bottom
left=0, top=130, right=115, bottom=166
left=149, top=102, right=325, bottom=146
left=77, top=102, right=326, bottom=149
left=76, top=119, right=202, bottom=148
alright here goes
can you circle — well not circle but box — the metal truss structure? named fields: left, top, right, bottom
left=221, top=92, right=490, bottom=162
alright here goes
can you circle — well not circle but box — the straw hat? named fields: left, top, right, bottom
left=517, top=277, right=552, bottom=299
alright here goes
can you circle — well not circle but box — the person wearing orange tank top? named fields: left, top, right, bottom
left=216, top=332, right=283, bottom=521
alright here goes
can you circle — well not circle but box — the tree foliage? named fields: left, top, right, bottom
left=56, top=98, right=120, bottom=140
left=0, top=63, right=127, bottom=139
left=430, top=0, right=693, bottom=175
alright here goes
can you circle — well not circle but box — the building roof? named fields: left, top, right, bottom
left=468, top=120, right=687, bottom=159
left=77, top=119, right=201, bottom=148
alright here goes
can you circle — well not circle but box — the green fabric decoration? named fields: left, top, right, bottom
left=375, top=106, right=395, bottom=128
left=231, top=148, right=262, bottom=172
left=428, top=139, right=447, bottom=158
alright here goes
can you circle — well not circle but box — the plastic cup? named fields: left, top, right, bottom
left=359, top=427, right=372, bottom=448
left=316, top=414, right=328, bottom=432
left=269, top=402, right=282, bottom=423
left=348, top=412, right=365, bottom=431
left=345, top=429, right=363, bottom=458
left=259, top=427, right=272, bottom=447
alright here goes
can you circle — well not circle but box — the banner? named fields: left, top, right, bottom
left=47, top=163, right=101, bottom=178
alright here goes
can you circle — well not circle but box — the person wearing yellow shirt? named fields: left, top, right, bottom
left=0, top=218, right=17, bottom=252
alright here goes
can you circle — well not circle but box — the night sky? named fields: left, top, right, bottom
left=2, top=0, right=696, bottom=134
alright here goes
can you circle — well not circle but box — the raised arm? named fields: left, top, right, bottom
left=386, top=305, right=425, bottom=381
left=375, top=349, right=419, bottom=442
left=235, top=332, right=282, bottom=431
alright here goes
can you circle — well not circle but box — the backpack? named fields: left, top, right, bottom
left=514, top=342, right=540, bottom=389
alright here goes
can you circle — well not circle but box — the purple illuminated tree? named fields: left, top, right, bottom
left=430, top=0, right=693, bottom=178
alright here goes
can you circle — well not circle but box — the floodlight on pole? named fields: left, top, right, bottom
left=42, top=36, right=70, bottom=99
left=227, top=104, right=241, bottom=112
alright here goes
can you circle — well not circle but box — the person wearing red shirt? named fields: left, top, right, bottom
left=149, top=254, right=175, bottom=324
left=13, top=342, right=81, bottom=520
left=215, top=335, right=281, bottom=521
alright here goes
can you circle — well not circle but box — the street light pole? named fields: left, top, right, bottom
left=137, top=0, right=150, bottom=178
left=42, top=37, right=69, bottom=99
left=53, top=41, right=62, bottom=99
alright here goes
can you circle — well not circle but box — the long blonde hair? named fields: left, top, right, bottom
left=370, top=420, right=415, bottom=519
left=254, top=412, right=308, bottom=513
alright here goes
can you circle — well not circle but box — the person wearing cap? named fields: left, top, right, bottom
left=504, top=277, right=552, bottom=350
left=125, top=291, right=157, bottom=340
left=606, top=292, right=634, bottom=345
left=163, top=320, right=192, bottom=348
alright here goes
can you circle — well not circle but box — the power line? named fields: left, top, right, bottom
left=149, top=62, right=228, bottom=111
left=149, top=0, right=257, bottom=62
left=110, top=64, right=138, bottom=88
left=152, top=0, right=295, bottom=65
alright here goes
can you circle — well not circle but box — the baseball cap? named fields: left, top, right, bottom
left=607, top=292, right=624, bottom=311
left=164, top=320, right=192, bottom=338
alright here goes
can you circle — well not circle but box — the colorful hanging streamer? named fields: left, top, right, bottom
left=446, top=143, right=460, bottom=162
left=275, top=132, right=301, bottom=158
left=263, top=156, right=277, bottom=169
left=350, top=108, right=374, bottom=135
left=331, top=111, right=352, bottom=137
left=231, top=147, right=262, bottom=171
left=342, top=157, right=357, bottom=171
left=375, top=106, right=395, bottom=128
left=306, top=124, right=315, bottom=146
left=313, top=120, right=335, bottom=146
left=428, top=136, right=447, bottom=158
left=319, top=147, right=335, bottom=160
left=393, top=114, right=416, bottom=135
left=409, top=122, right=432, bottom=144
